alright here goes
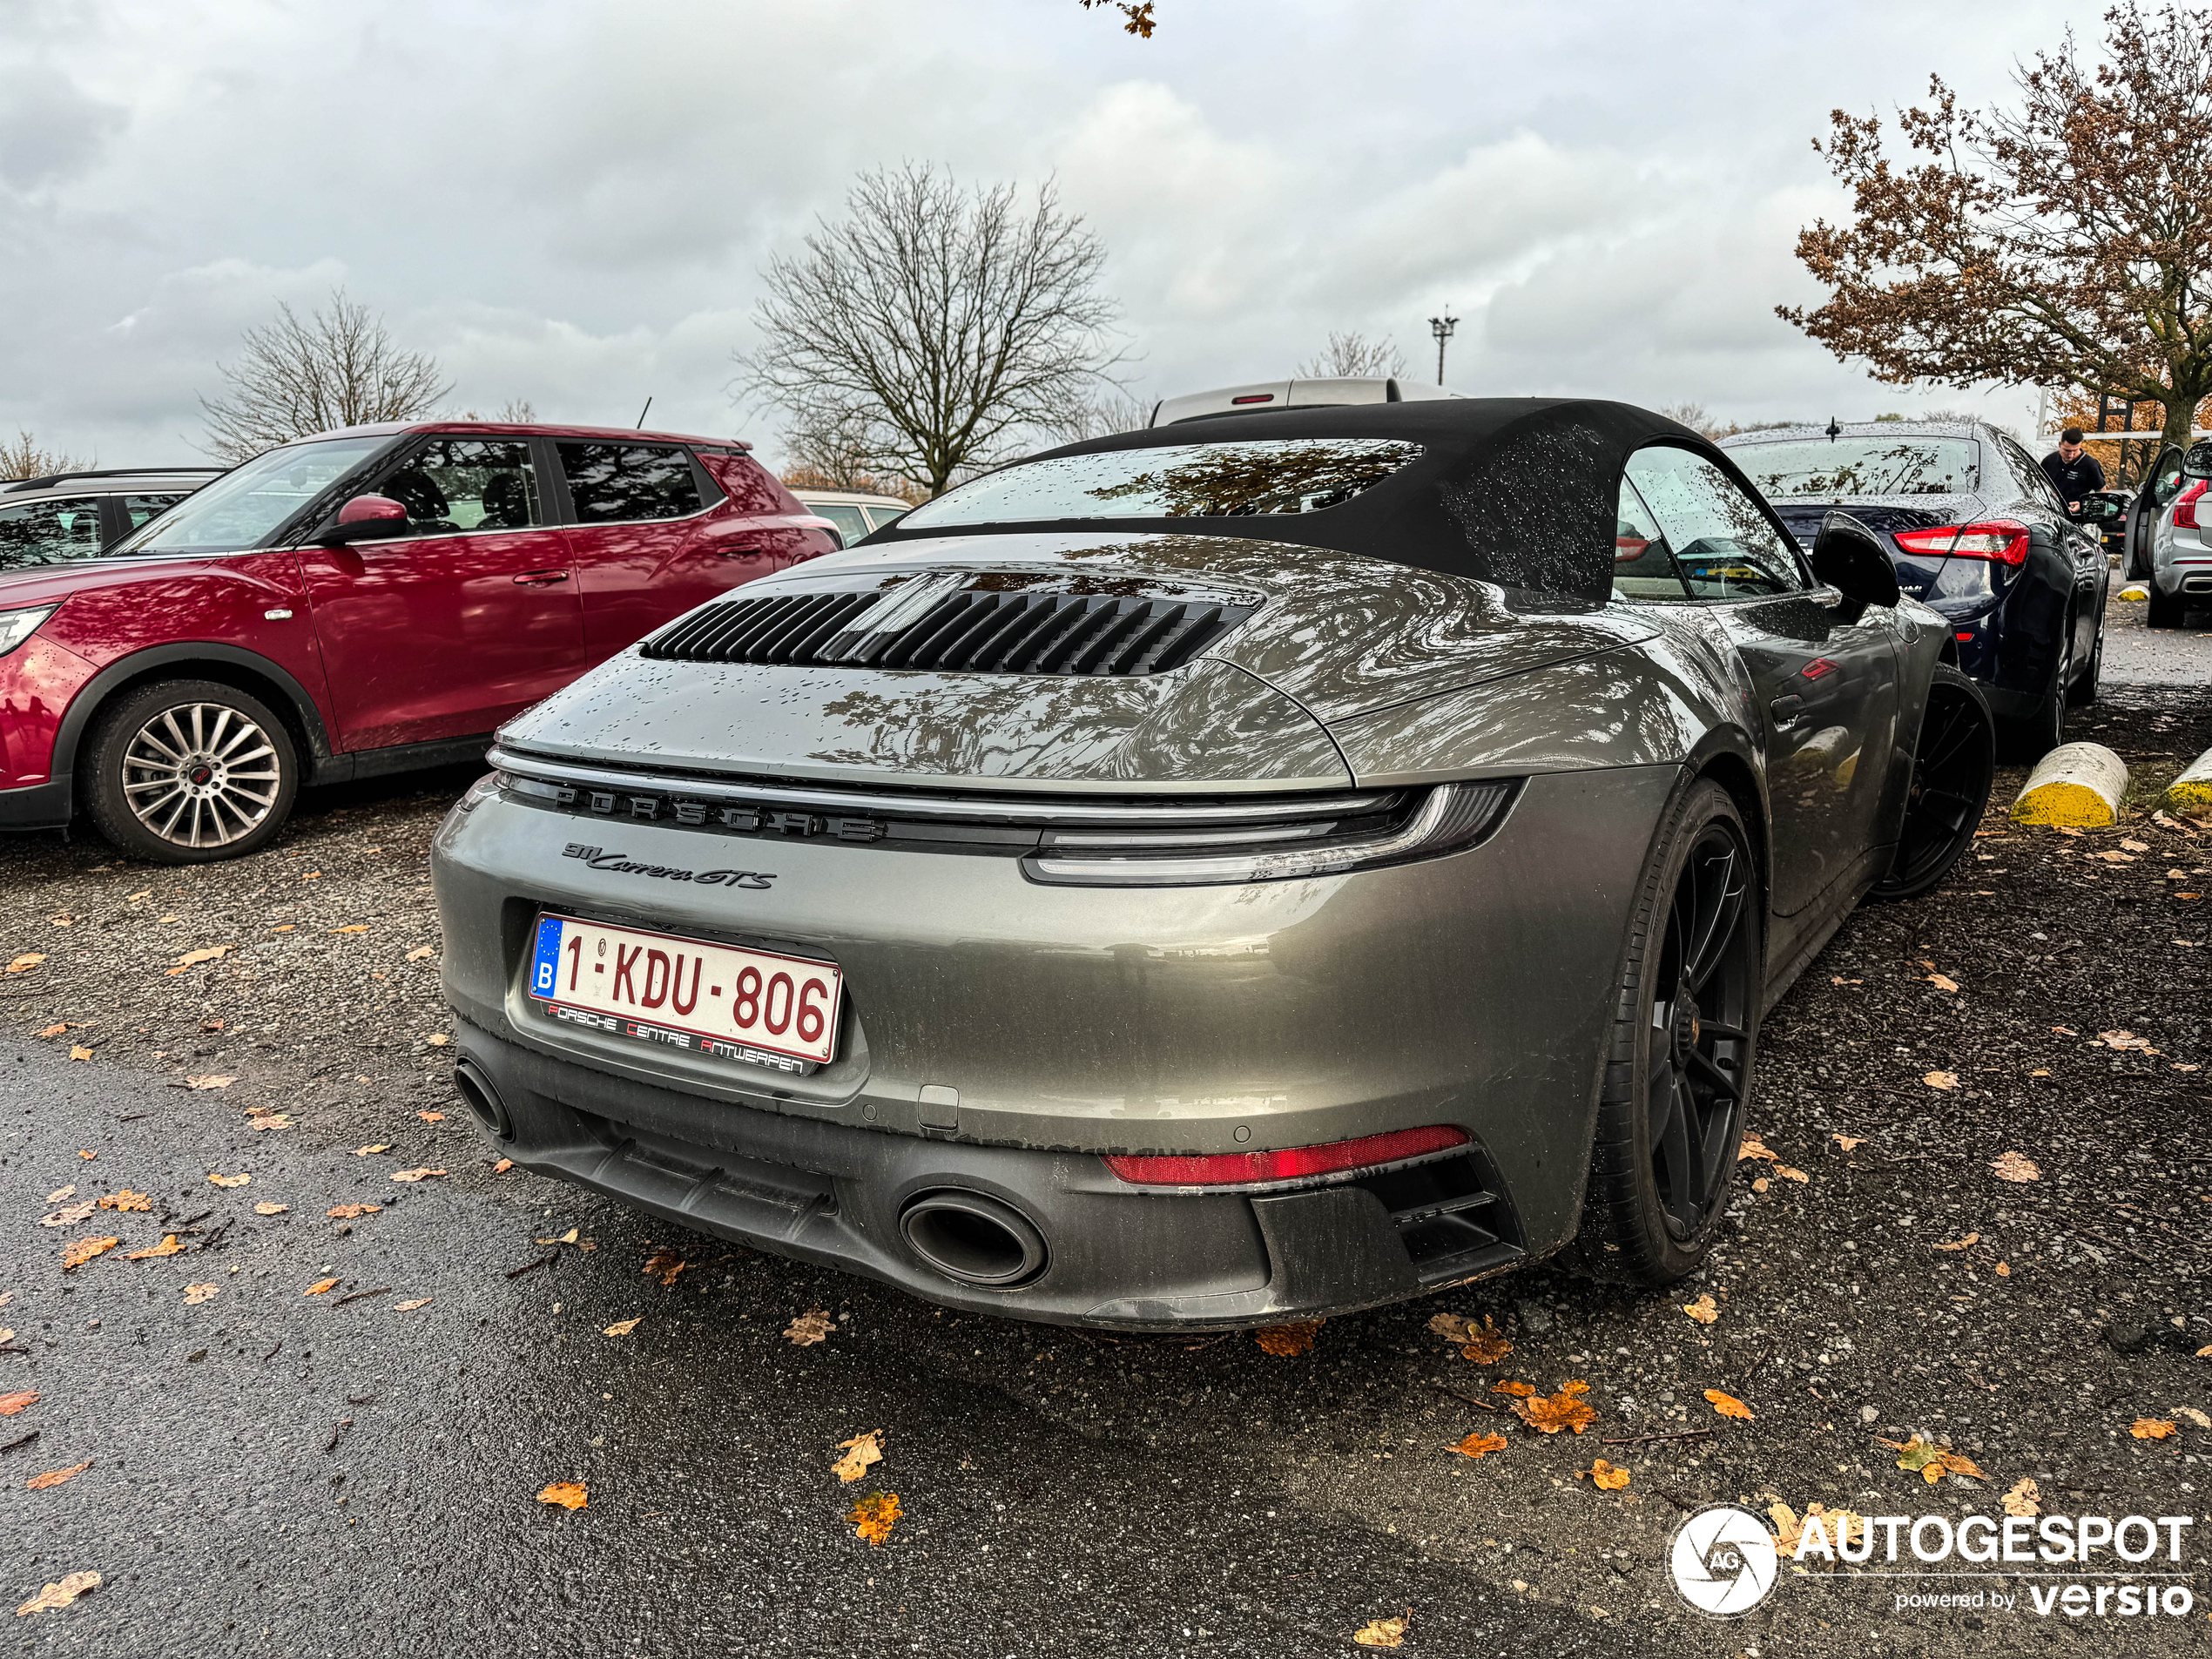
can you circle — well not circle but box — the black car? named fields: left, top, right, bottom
left=1720, top=421, right=2110, bottom=757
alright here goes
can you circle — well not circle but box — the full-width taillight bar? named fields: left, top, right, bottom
left=1103, top=1125, right=1469, bottom=1187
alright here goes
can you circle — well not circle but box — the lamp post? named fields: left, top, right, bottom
left=1428, top=310, right=1459, bottom=386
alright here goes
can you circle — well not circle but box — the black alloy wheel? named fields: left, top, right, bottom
left=2067, top=614, right=2102, bottom=708
left=1642, top=823, right=1758, bottom=1242
left=1999, top=613, right=2070, bottom=762
left=1871, top=663, right=1995, bottom=902
left=1569, top=779, right=1760, bottom=1284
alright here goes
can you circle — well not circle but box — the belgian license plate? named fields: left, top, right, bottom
left=527, top=913, right=842, bottom=1072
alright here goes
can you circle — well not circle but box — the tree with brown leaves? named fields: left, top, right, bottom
left=1784, top=4, right=2212, bottom=454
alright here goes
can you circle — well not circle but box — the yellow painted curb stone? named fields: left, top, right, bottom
left=2119, top=584, right=2149, bottom=601
left=2011, top=741, right=2128, bottom=827
left=2161, top=745, right=2212, bottom=815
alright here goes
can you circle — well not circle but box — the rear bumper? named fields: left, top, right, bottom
left=0, top=779, right=71, bottom=830
left=452, top=1017, right=1531, bottom=1331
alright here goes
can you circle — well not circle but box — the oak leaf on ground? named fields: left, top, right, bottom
left=1990, top=1151, right=2040, bottom=1184
left=395, top=1298, right=432, bottom=1311
left=1883, top=1435, right=1984, bottom=1480
left=69, top=1047, right=92, bottom=1062
left=1704, top=1389, right=1754, bottom=1421
left=1255, top=1320, right=1323, bottom=1357
left=833, top=1430, right=885, bottom=1483
left=6, top=953, right=47, bottom=974
left=1737, top=1132, right=1779, bottom=1163
left=1682, top=1293, right=1719, bottom=1324
left=1770, top=1501, right=1864, bottom=1554
left=1352, top=1614, right=1408, bottom=1649
left=2004, top=1477, right=2041, bottom=1517
left=61, top=1236, right=118, bottom=1271
left=38, top=1202, right=94, bottom=1228
left=125, top=1235, right=185, bottom=1259
left=183, top=1283, right=219, bottom=1305
left=2130, top=1418, right=2177, bottom=1440
left=164, top=946, right=228, bottom=975
left=206, top=1173, right=250, bottom=1188
left=304, top=1278, right=340, bottom=1297
left=1493, top=1379, right=1536, bottom=1397
left=785, top=1308, right=835, bottom=1345
left=536, top=1481, right=588, bottom=1510
left=1576, top=1458, right=1631, bottom=1489
left=97, top=1190, right=149, bottom=1212
left=36, top=1023, right=65, bottom=1039
left=1446, top=1430, right=1508, bottom=1459
left=389, top=1168, right=446, bottom=1183
left=1924, top=1071, right=1959, bottom=1090
left=848, top=1490, right=900, bottom=1545
left=643, top=1246, right=686, bottom=1286
left=602, top=1318, right=639, bottom=1336
left=183, top=1075, right=234, bottom=1090
left=253, top=1203, right=288, bottom=1216
left=26, top=1461, right=90, bottom=1490
left=1933, top=1232, right=1979, bottom=1251
left=1833, top=1134, right=1867, bottom=1151
left=14, top=1570, right=98, bottom=1615
left=327, top=1204, right=381, bottom=1219
left=1511, top=1379, right=1597, bottom=1435
left=0, top=1391, right=37, bottom=1415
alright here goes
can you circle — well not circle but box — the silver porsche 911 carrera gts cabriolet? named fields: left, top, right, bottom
left=430, top=399, right=1994, bottom=1330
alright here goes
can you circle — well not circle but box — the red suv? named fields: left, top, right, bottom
left=0, top=421, right=833, bottom=862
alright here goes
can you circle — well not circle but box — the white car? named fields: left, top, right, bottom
left=789, top=488, right=912, bottom=548
left=2128, top=441, right=2212, bottom=626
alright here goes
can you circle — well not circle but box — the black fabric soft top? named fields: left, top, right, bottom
left=866, top=398, right=1756, bottom=604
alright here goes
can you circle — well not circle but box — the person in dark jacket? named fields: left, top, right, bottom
left=2041, top=428, right=2107, bottom=508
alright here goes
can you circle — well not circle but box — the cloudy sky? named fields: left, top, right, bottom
left=2, top=0, right=2095, bottom=469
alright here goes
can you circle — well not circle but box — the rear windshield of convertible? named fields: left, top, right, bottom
left=1726, top=436, right=1979, bottom=497
left=897, top=438, right=1425, bottom=528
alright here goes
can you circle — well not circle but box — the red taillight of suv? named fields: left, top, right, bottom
left=1102, top=1124, right=1468, bottom=1187
left=2174, top=480, right=2209, bottom=529
left=1892, top=520, right=2032, bottom=565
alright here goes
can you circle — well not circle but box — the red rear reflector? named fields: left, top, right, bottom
left=1893, top=520, right=2030, bottom=565
left=1103, top=1124, right=1468, bottom=1186
left=1615, top=535, right=1651, bottom=562
left=2175, top=479, right=2209, bottom=529
left=1955, top=631, right=1974, bottom=641
left=1230, top=394, right=1276, bottom=405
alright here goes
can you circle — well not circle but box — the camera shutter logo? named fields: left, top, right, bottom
left=1669, top=1505, right=1779, bottom=1617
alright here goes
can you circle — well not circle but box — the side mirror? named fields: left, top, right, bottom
left=318, top=494, right=410, bottom=546
left=1810, top=511, right=1901, bottom=609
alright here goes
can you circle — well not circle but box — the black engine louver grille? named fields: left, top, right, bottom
left=640, top=590, right=1255, bottom=676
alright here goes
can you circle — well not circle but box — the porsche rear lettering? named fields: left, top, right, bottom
left=558, top=844, right=777, bottom=888
left=545, top=783, right=884, bottom=842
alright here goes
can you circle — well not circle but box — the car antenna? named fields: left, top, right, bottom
left=1825, top=415, right=1841, bottom=442
left=636, top=396, right=653, bottom=428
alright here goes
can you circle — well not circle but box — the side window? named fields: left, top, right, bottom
left=121, top=493, right=188, bottom=531
left=1609, top=477, right=1689, bottom=601
left=0, top=496, right=105, bottom=570
left=812, top=502, right=871, bottom=544
left=861, top=504, right=908, bottom=532
left=2000, top=435, right=2065, bottom=511
left=373, top=438, right=543, bottom=538
left=558, top=442, right=705, bottom=523
left=2153, top=447, right=2188, bottom=508
left=1624, top=446, right=1806, bottom=601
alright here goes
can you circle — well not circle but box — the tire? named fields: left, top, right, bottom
left=1564, top=778, right=1760, bottom=1286
left=1870, top=664, right=1993, bottom=902
left=1996, top=613, right=2070, bottom=763
left=2147, top=584, right=2184, bottom=630
left=82, top=678, right=300, bottom=864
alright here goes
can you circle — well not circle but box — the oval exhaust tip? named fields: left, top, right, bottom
left=900, top=1190, right=1047, bottom=1288
left=452, top=1057, right=513, bottom=1141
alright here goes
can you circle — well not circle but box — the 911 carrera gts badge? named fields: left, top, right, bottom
left=560, top=844, right=775, bottom=889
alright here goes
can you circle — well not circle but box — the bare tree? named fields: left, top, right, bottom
left=199, top=288, right=450, bottom=462
left=1657, top=401, right=1744, bottom=441
left=737, top=165, right=1125, bottom=496
left=460, top=398, right=538, bottom=424
left=1042, top=391, right=1157, bottom=443
left=0, top=429, right=89, bottom=480
left=1298, top=331, right=1406, bottom=380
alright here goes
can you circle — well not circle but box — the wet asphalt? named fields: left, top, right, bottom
left=2, top=1043, right=1633, bottom=1659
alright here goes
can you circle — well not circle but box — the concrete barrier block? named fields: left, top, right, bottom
left=2160, top=745, right=2212, bottom=816
left=2011, top=741, right=2129, bottom=827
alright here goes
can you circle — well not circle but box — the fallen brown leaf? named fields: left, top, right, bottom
left=6, top=953, right=47, bottom=974
left=1932, top=1232, right=1980, bottom=1251
left=833, top=1430, right=885, bottom=1483
left=389, top=1168, right=446, bottom=1183
left=1923, top=1071, right=1959, bottom=1090
left=492, top=1158, right=514, bottom=1173
left=0, top=1391, right=37, bottom=1415
left=36, top=1023, right=65, bottom=1038
left=425, top=1033, right=450, bottom=1047
left=206, top=1173, right=250, bottom=1188
left=1990, top=1150, right=2040, bottom=1184
left=1737, top=1131, right=1779, bottom=1163
left=253, top=1202, right=288, bottom=1216
left=304, top=1278, right=340, bottom=1297
left=2131, top=1418, right=2177, bottom=1440
left=1446, top=1430, right=1508, bottom=1460
left=1511, top=1379, right=1597, bottom=1435
left=784, top=1308, right=835, bottom=1345
left=68, top=1046, right=92, bottom=1062
left=394, top=1298, right=432, bottom=1311
left=602, top=1318, right=640, bottom=1337
left=1352, top=1614, right=1408, bottom=1649
left=125, top=1235, right=186, bottom=1259
left=1832, top=1134, right=1867, bottom=1151
left=1927, top=973, right=1959, bottom=992
left=416, top=1111, right=445, bottom=1122
left=38, top=1202, right=95, bottom=1229
left=246, top=1114, right=291, bottom=1130
left=183, top=1075, right=235, bottom=1090
left=1882, top=1435, right=1984, bottom=1480
left=163, top=946, right=229, bottom=975
left=97, top=1190, right=150, bottom=1212
left=407, top=946, right=435, bottom=961
left=14, top=1569, right=98, bottom=1615
left=848, top=1490, right=900, bottom=1545
left=182, top=1283, right=219, bottom=1305
left=1704, top=1389, right=1754, bottom=1421
left=327, top=1204, right=381, bottom=1219
left=1576, top=1458, right=1631, bottom=1490
left=1773, top=1164, right=1810, bottom=1184
left=329, top=925, right=369, bottom=934
left=643, top=1245, right=686, bottom=1285
left=24, top=1460, right=90, bottom=1491
left=354, top=1144, right=389, bottom=1157
left=1255, top=1320, right=1322, bottom=1357
left=1493, top=1379, right=1537, bottom=1397
left=536, top=1481, right=588, bottom=1510
left=60, top=1236, right=118, bottom=1271
left=2004, top=1477, right=2041, bottom=1517
left=1681, top=1293, right=1719, bottom=1324
left=44, top=1185, right=74, bottom=1204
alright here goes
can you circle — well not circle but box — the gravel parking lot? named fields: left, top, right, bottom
left=3, top=682, right=2209, bottom=1656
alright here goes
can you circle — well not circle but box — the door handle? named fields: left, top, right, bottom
left=513, top=569, right=570, bottom=585
left=1769, top=694, right=1804, bottom=727
left=716, top=542, right=766, bottom=559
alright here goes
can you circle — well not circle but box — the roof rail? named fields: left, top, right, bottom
left=2, top=466, right=227, bottom=495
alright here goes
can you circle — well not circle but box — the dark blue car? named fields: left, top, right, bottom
left=1720, top=421, right=2113, bottom=759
